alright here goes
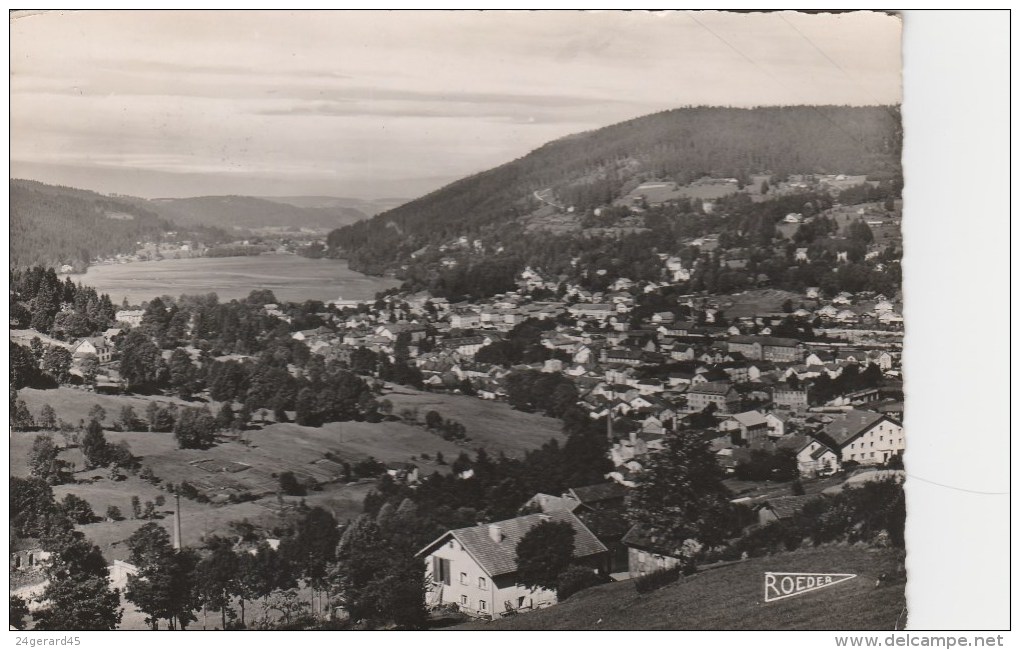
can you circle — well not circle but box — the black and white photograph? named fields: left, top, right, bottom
left=6, top=8, right=1010, bottom=640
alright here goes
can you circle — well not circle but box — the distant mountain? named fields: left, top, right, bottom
left=325, top=105, right=902, bottom=276
left=148, top=195, right=369, bottom=230
left=9, top=179, right=228, bottom=270
left=259, top=195, right=408, bottom=217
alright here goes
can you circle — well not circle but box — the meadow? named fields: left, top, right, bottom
left=456, top=545, right=907, bottom=630
left=380, top=384, right=567, bottom=455
left=61, top=254, right=400, bottom=305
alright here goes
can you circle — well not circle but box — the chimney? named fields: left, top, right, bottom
left=488, top=524, right=504, bottom=543
left=173, top=492, right=182, bottom=550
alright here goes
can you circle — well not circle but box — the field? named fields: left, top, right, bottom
left=380, top=384, right=566, bottom=456
left=455, top=546, right=907, bottom=630
left=17, top=387, right=195, bottom=430
left=715, top=288, right=806, bottom=319
left=60, top=254, right=400, bottom=305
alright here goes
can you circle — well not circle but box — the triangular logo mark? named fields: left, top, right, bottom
left=764, top=572, right=857, bottom=602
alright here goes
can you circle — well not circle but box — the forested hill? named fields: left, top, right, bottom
left=149, top=195, right=370, bottom=230
left=9, top=179, right=227, bottom=270
left=325, top=105, right=901, bottom=275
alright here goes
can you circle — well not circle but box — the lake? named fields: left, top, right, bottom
left=62, top=255, right=401, bottom=305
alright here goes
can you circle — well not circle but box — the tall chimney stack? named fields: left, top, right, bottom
left=606, top=412, right=614, bottom=443
left=173, top=492, right=182, bottom=550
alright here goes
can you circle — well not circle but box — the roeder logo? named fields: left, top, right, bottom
left=763, top=572, right=857, bottom=602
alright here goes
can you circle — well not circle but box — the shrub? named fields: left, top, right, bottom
left=279, top=471, right=307, bottom=496
left=556, top=565, right=607, bottom=600
left=634, top=566, right=682, bottom=594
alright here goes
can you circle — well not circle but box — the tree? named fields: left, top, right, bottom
left=278, top=471, right=306, bottom=496
left=514, top=520, right=576, bottom=591
left=37, top=403, right=57, bottom=430
left=216, top=402, right=235, bottom=431
left=61, top=493, right=97, bottom=524
left=125, top=523, right=201, bottom=630
left=760, top=179, right=770, bottom=194
left=10, top=595, right=29, bottom=630
left=556, top=565, right=606, bottom=600
left=280, top=507, right=339, bottom=589
left=118, top=405, right=140, bottom=432
left=131, top=495, right=142, bottom=519
left=29, top=434, right=64, bottom=484
left=32, top=531, right=122, bottom=630
left=168, top=348, right=197, bottom=399
left=196, top=537, right=240, bottom=629
left=11, top=342, right=42, bottom=389
left=88, top=403, right=107, bottom=424
left=424, top=410, right=443, bottom=429
left=106, top=505, right=123, bottom=521
left=78, top=353, right=100, bottom=385
left=80, top=419, right=110, bottom=468
left=41, top=346, right=73, bottom=385
left=119, top=331, right=166, bottom=392
left=174, top=406, right=217, bottom=450
left=11, top=476, right=72, bottom=539
left=13, top=398, right=35, bottom=431
left=627, top=430, right=733, bottom=559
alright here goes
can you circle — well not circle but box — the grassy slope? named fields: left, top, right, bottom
left=455, top=546, right=906, bottom=631
left=380, top=385, right=566, bottom=456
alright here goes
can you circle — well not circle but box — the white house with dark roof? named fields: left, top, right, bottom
left=72, top=336, right=113, bottom=363
left=417, top=510, right=608, bottom=619
left=819, top=409, right=904, bottom=466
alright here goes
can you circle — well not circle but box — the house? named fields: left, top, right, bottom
left=764, top=411, right=788, bottom=438
left=726, top=335, right=804, bottom=363
left=755, top=495, right=817, bottom=526
left=566, top=482, right=629, bottom=511
left=720, top=410, right=770, bottom=445
left=621, top=524, right=696, bottom=578
left=523, top=493, right=581, bottom=514
left=772, top=383, right=809, bottom=410
left=785, top=436, right=840, bottom=477
left=685, top=382, right=740, bottom=414
left=72, top=337, right=113, bottom=363
left=819, top=409, right=905, bottom=466
left=417, top=511, right=608, bottom=618
left=10, top=538, right=51, bottom=572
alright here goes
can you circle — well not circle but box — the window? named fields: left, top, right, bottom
left=460, top=572, right=468, bottom=585
left=460, top=595, right=468, bottom=606
left=478, top=577, right=487, bottom=589
left=518, top=596, right=526, bottom=608
left=479, top=600, right=487, bottom=612
left=432, top=557, right=451, bottom=586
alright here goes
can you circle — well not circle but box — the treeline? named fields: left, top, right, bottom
left=325, top=106, right=901, bottom=277
left=10, top=179, right=229, bottom=269
left=10, top=266, right=117, bottom=336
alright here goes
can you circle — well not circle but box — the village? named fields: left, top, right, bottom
left=11, top=213, right=907, bottom=628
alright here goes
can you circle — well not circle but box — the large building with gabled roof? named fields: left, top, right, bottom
left=818, top=408, right=904, bottom=466
left=416, top=510, right=608, bottom=619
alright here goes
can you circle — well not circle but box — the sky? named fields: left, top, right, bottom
left=9, top=10, right=902, bottom=200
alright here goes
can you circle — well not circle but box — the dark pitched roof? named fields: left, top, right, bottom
left=757, top=495, right=818, bottom=519
left=621, top=524, right=689, bottom=557
left=820, top=409, right=891, bottom=447
left=569, top=482, right=629, bottom=505
left=416, top=510, right=606, bottom=578
left=688, top=381, right=735, bottom=396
